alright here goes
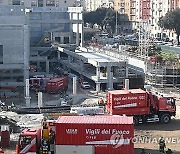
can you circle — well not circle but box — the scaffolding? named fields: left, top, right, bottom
left=138, top=20, right=149, bottom=59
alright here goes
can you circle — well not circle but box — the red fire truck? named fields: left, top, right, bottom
left=45, top=76, right=68, bottom=93
left=29, top=76, right=68, bottom=93
left=29, top=76, right=50, bottom=91
left=106, top=89, right=176, bottom=125
left=16, top=116, right=134, bottom=154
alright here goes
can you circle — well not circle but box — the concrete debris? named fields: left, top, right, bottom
left=0, top=116, right=20, bottom=133
left=0, top=111, right=44, bottom=141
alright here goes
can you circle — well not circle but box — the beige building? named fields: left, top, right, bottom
left=114, top=0, right=137, bottom=21
left=84, top=0, right=114, bottom=12
left=114, top=0, right=136, bottom=33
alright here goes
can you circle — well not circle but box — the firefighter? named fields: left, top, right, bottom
left=159, top=137, right=166, bottom=153
left=98, top=97, right=104, bottom=106
left=49, top=128, right=55, bottom=144
left=49, top=128, right=55, bottom=154
left=41, top=139, right=49, bottom=154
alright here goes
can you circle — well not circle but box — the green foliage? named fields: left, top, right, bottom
left=83, top=11, right=96, bottom=25
left=95, top=8, right=109, bottom=26
left=156, top=51, right=177, bottom=62
left=102, top=9, right=116, bottom=31
left=158, top=8, right=180, bottom=44
left=83, top=8, right=108, bottom=27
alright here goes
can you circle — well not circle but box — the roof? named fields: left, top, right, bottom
left=21, top=128, right=39, bottom=136
left=48, top=77, right=66, bottom=82
left=108, top=89, right=146, bottom=95
left=76, top=51, right=119, bottom=64
left=56, top=115, right=133, bottom=125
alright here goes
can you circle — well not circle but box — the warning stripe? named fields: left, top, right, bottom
left=86, top=139, right=130, bottom=145
left=114, top=103, right=137, bottom=109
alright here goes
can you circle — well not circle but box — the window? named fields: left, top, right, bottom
left=166, top=98, right=175, bottom=106
left=31, top=0, right=37, bottom=7
left=12, top=0, right=20, bottom=5
left=55, top=0, right=59, bottom=7
left=38, top=0, right=43, bottom=7
left=64, top=37, right=69, bottom=44
left=46, top=0, right=55, bottom=6
left=0, top=45, right=3, bottom=57
left=21, top=0, right=24, bottom=5
left=0, top=45, right=3, bottom=64
left=55, top=37, right=60, bottom=43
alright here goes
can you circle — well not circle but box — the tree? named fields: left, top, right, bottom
left=102, top=9, right=116, bottom=32
left=94, top=7, right=109, bottom=27
left=158, top=8, right=180, bottom=45
left=83, top=8, right=122, bottom=33
left=83, top=11, right=96, bottom=26
left=83, top=8, right=108, bottom=28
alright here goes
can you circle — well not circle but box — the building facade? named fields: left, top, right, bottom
left=0, top=6, right=29, bottom=89
left=114, top=0, right=180, bottom=39
left=0, top=0, right=77, bottom=8
left=149, top=0, right=180, bottom=40
left=140, top=0, right=150, bottom=19
left=28, top=7, right=73, bottom=46
left=0, top=1, right=83, bottom=101
left=114, top=0, right=136, bottom=33
left=84, top=0, right=113, bottom=12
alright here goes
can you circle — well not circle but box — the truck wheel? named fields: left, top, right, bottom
left=133, top=117, right=139, bottom=126
left=142, top=116, right=147, bottom=124
left=160, top=113, right=171, bottom=124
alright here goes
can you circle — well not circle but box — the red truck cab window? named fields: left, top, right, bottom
left=19, top=136, right=32, bottom=150
left=166, top=98, right=175, bottom=107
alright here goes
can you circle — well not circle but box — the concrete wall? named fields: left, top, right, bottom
left=0, top=25, right=25, bottom=64
left=0, top=0, right=11, bottom=5
left=28, top=7, right=72, bottom=45
left=0, top=6, right=29, bottom=90
left=0, top=6, right=29, bottom=65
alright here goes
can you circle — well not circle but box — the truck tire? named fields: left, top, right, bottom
left=133, top=117, right=139, bottom=126
left=142, top=116, right=147, bottom=124
left=160, top=113, right=171, bottom=124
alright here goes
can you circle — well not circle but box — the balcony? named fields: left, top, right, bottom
left=130, top=5, right=136, bottom=8
left=158, top=8, right=162, bottom=12
left=130, top=11, right=136, bottom=15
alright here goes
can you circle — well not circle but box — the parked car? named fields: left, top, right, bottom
left=80, top=81, right=90, bottom=89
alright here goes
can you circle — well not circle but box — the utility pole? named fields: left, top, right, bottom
left=115, top=11, right=118, bottom=35
left=25, top=79, right=31, bottom=107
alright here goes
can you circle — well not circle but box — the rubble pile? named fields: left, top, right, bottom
left=0, top=116, right=20, bottom=133
left=0, top=111, right=44, bottom=140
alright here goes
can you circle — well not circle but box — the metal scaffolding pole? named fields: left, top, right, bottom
left=139, top=19, right=150, bottom=84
